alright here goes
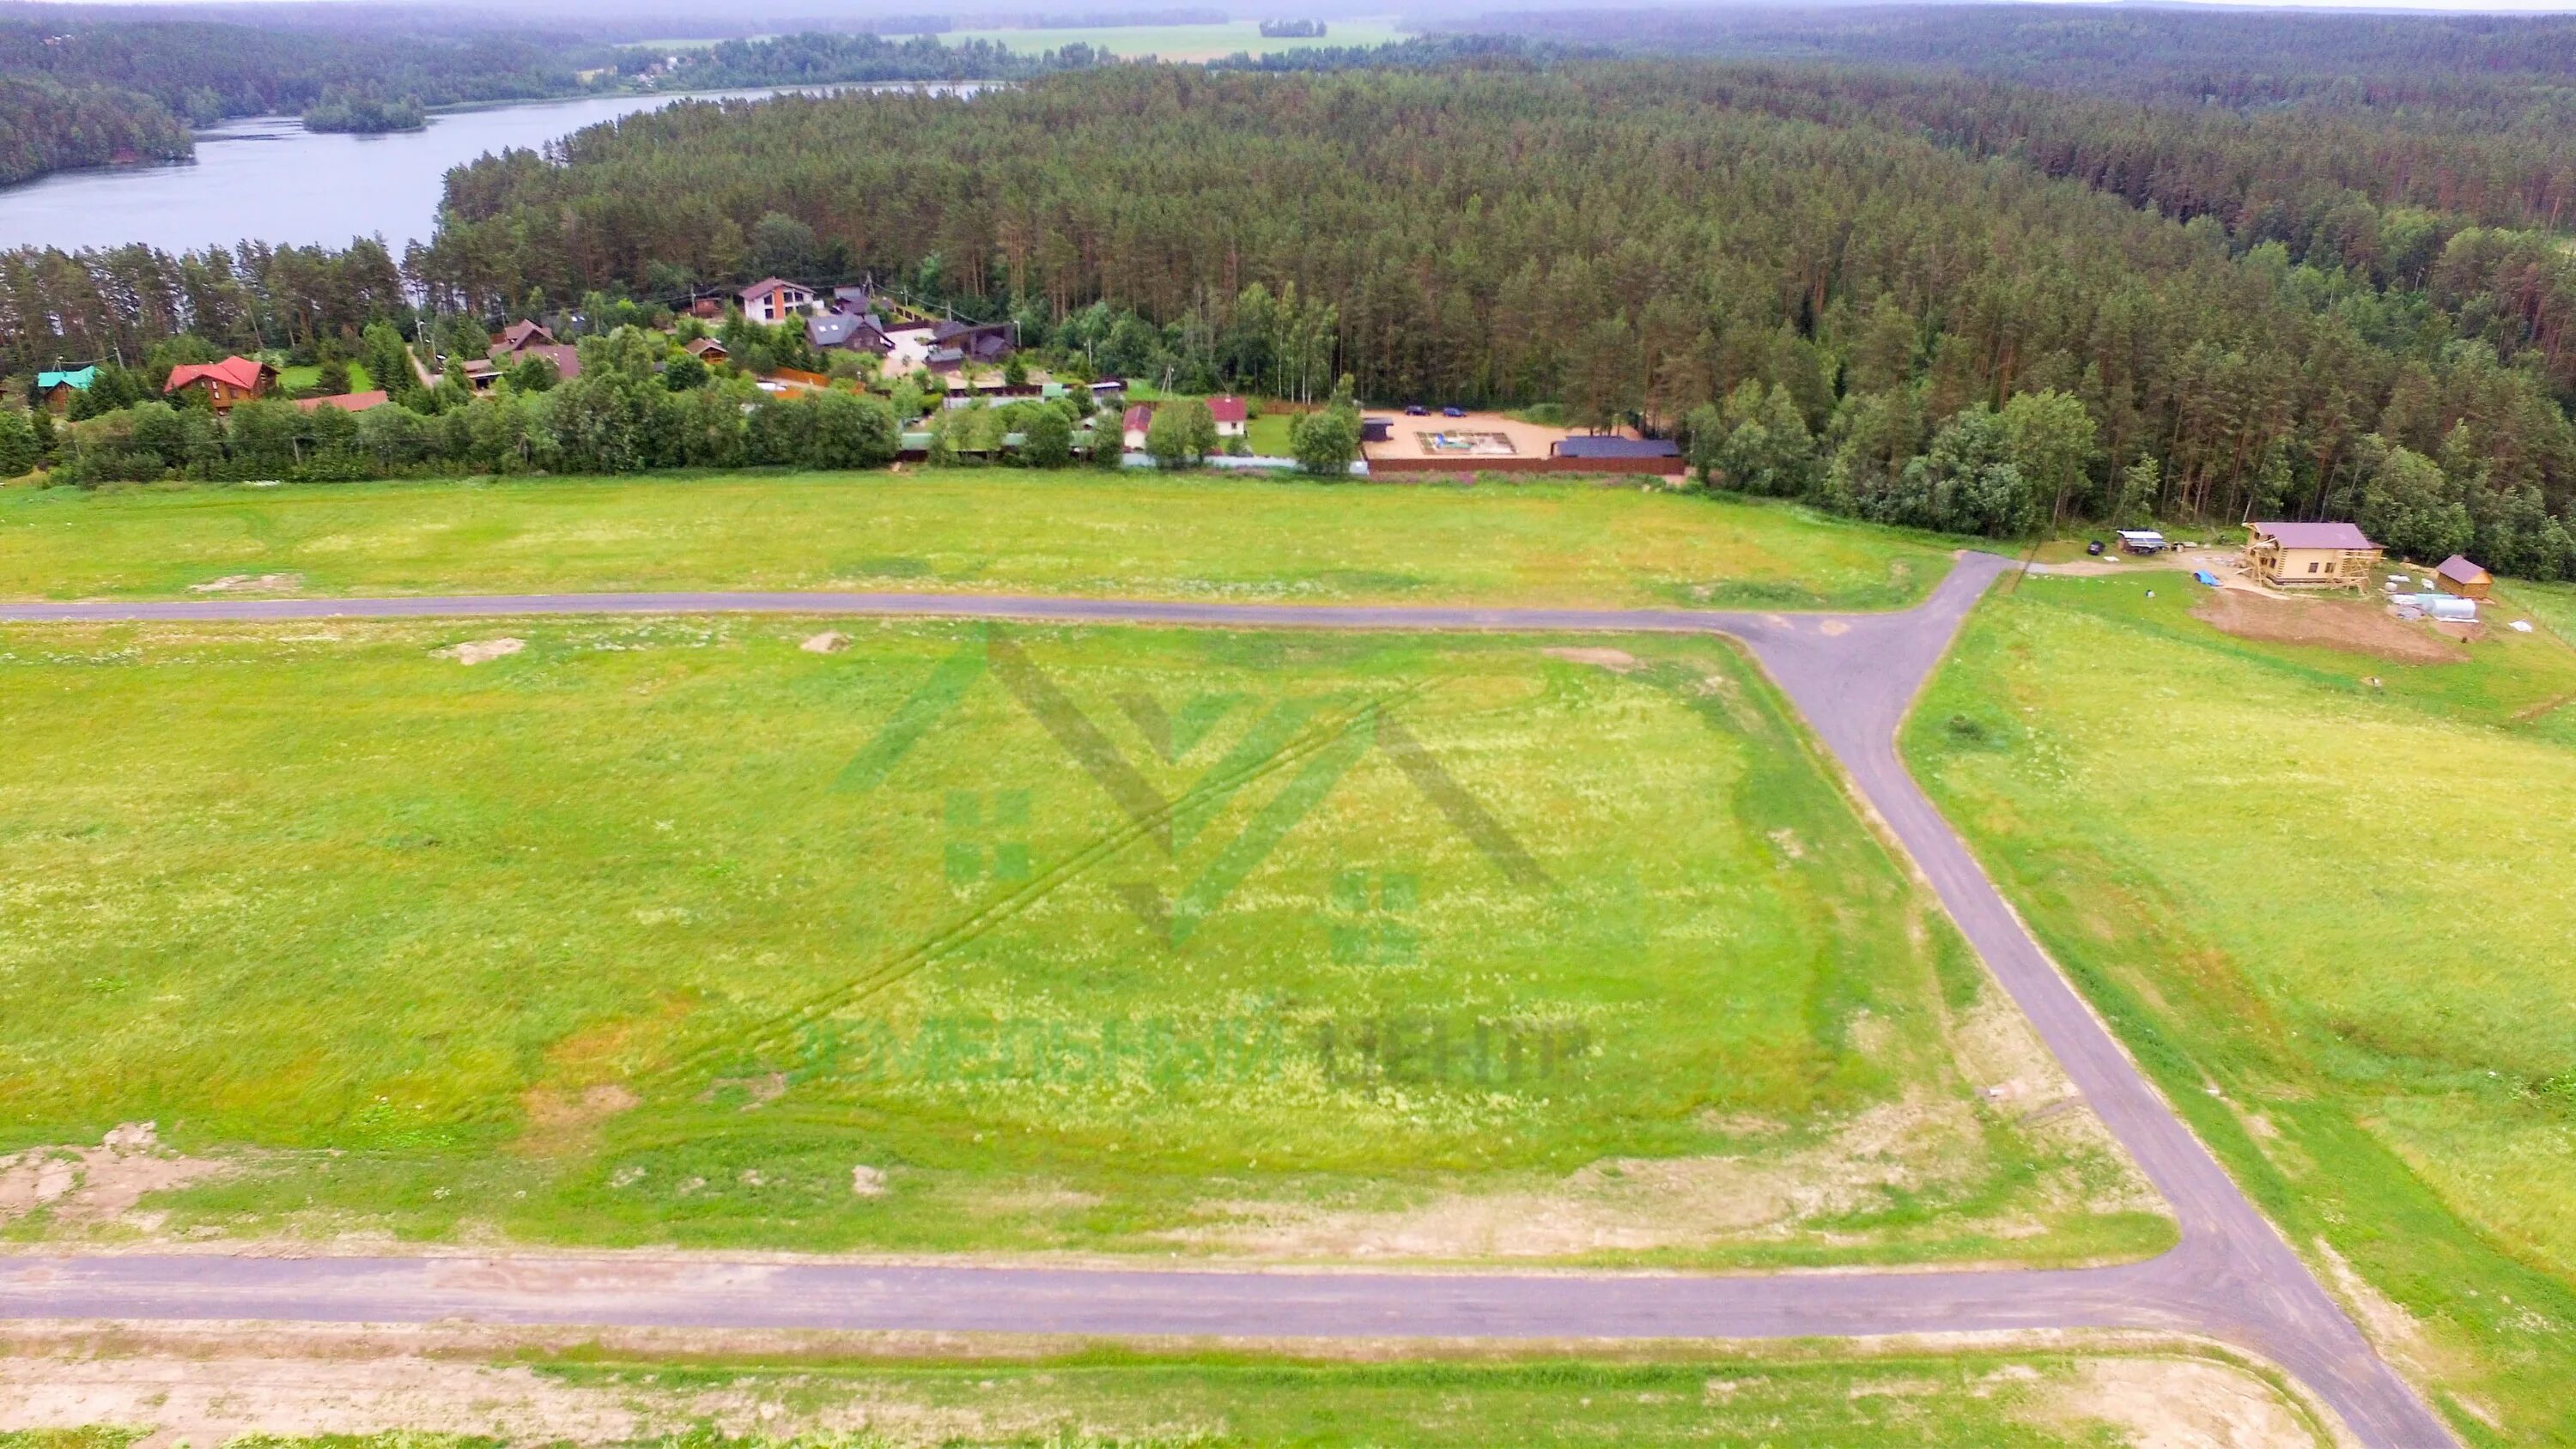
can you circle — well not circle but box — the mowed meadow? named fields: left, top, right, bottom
left=1907, top=575, right=2576, bottom=1441
left=0, top=472, right=1950, bottom=610
left=0, top=617, right=2158, bottom=1266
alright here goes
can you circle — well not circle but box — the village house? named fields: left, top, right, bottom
left=1122, top=403, right=1153, bottom=452
left=1209, top=396, right=1249, bottom=440
left=2245, top=521, right=2382, bottom=591
left=34, top=366, right=94, bottom=414
left=494, top=320, right=556, bottom=353
left=830, top=286, right=877, bottom=316
left=683, top=336, right=730, bottom=363
left=806, top=312, right=894, bottom=357
left=163, top=356, right=276, bottom=411
left=2434, top=555, right=2494, bottom=600
left=925, top=319, right=1017, bottom=373
left=738, top=277, right=817, bottom=324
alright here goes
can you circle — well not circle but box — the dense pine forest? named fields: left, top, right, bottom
left=409, top=64, right=2576, bottom=572
left=13, top=21, right=2576, bottom=573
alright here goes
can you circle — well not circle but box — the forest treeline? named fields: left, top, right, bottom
left=0, top=75, right=192, bottom=185
left=406, top=65, right=2576, bottom=571
left=13, top=62, right=2576, bottom=574
left=1453, top=7, right=2576, bottom=118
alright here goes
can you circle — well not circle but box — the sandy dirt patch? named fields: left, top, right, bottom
left=0, top=1349, right=1078, bottom=1446
left=432, top=636, right=526, bottom=664
left=513, top=1084, right=641, bottom=1159
left=2191, top=591, right=2464, bottom=664
left=1167, top=1092, right=2003, bottom=1258
left=1540, top=646, right=1640, bottom=672
left=0, top=1124, right=225, bottom=1228
left=185, top=573, right=302, bottom=595
left=2028, top=1355, right=2325, bottom=1447
left=802, top=630, right=852, bottom=654
left=1360, top=409, right=1584, bottom=462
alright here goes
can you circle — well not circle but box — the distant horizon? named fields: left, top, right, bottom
left=14, top=0, right=2576, bottom=13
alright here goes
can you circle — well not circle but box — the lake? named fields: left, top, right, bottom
left=0, top=85, right=967, bottom=257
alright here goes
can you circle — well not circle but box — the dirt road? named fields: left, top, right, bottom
left=0, top=558, right=2452, bottom=1446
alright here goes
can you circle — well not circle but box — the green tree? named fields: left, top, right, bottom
left=2359, top=444, right=2472, bottom=563
left=1998, top=389, right=2099, bottom=525
left=1288, top=403, right=1360, bottom=476
left=0, top=408, right=38, bottom=477
left=1018, top=404, right=1073, bottom=468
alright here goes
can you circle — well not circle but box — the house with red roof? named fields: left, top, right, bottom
left=1121, top=404, right=1153, bottom=452
left=1208, top=396, right=1248, bottom=440
left=738, top=277, right=816, bottom=324
left=163, top=356, right=276, bottom=412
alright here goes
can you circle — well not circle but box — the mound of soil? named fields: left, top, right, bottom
left=2190, top=589, right=2465, bottom=664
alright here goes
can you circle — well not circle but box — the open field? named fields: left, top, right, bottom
left=0, top=1331, right=2328, bottom=1447
left=1905, top=573, right=2576, bottom=1442
left=272, top=362, right=378, bottom=396
left=0, top=472, right=1951, bottom=610
left=0, top=617, right=2159, bottom=1266
left=930, top=18, right=1410, bottom=61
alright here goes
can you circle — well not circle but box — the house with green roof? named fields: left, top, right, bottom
left=34, top=367, right=95, bottom=414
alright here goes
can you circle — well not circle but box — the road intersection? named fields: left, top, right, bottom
left=0, top=555, right=2453, bottom=1446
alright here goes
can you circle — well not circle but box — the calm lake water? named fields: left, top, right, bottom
left=0, top=85, right=966, bottom=256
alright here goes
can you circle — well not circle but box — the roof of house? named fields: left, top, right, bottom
left=36, top=366, right=94, bottom=391
left=1551, top=435, right=1681, bottom=459
left=2251, top=520, right=2376, bottom=550
left=495, top=320, right=555, bottom=351
left=806, top=313, right=890, bottom=351
left=2436, top=554, right=2492, bottom=584
left=512, top=343, right=582, bottom=382
left=738, top=276, right=810, bottom=301
left=164, top=356, right=272, bottom=393
left=1123, top=404, right=1153, bottom=430
left=683, top=336, right=728, bottom=358
left=294, top=390, right=391, bottom=414
left=1208, top=396, right=1248, bottom=424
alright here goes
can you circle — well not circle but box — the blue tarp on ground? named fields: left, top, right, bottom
left=2194, top=570, right=2221, bottom=586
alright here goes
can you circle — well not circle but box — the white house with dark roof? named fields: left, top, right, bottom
left=738, top=277, right=816, bottom=324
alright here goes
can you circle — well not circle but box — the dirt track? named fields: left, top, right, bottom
left=0, top=561, right=2451, bottom=1447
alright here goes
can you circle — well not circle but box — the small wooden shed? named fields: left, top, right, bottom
left=2433, top=555, right=2493, bottom=600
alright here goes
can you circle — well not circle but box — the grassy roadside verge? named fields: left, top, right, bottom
left=0, top=1337, right=2330, bottom=1446
left=0, top=471, right=1953, bottom=611
left=1903, top=573, right=2576, bottom=1443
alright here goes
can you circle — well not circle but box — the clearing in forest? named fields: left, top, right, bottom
left=0, top=470, right=1948, bottom=611
left=0, top=618, right=2160, bottom=1266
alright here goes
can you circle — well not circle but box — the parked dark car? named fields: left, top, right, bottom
left=2086, top=540, right=2105, bottom=556
left=1404, top=403, right=1428, bottom=415
left=1442, top=405, right=1466, bottom=417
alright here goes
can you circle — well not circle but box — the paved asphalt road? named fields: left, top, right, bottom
left=0, top=560, right=2453, bottom=1446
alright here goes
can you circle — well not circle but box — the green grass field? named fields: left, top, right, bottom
left=1905, top=574, right=2576, bottom=1443
left=0, top=472, right=1950, bottom=609
left=272, top=362, right=378, bottom=395
left=0, top=1346, right=2326, bottom=1446
left=932, top=17, right=1410, bottom=60
left=0, top=617, right=2156, bottom=1265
